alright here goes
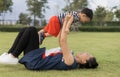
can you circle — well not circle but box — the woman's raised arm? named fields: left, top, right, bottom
left=59, top=14, right=74, bottom=65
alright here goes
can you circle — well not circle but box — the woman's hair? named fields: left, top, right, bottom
left=78, top=57, right=98, bottom=69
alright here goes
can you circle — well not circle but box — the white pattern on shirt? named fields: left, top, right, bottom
left=58, top=11, right=80, bottom=26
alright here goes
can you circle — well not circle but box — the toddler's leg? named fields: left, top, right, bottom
left=44, top=33, right=52, bottom=37
left=38, top=29, right=44, bottom=35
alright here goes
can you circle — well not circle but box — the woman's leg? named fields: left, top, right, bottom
left=0, top=27, right=33, bottom=64
left=8, top=27, right=27, bottom=53
left=11, top=27, right=39, bottom=57
left=23, top=27, right=39, bottom=55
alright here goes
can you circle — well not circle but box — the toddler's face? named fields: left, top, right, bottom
left=78, top=13, right=90, bottom=23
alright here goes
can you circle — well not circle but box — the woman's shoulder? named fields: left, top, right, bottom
left=58, top=57, right=78, bottom=70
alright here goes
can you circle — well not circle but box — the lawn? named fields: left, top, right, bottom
left=0, top=32, right=120, bottom=77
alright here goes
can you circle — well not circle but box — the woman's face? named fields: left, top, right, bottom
left=75, top=52, right=93, bottom=64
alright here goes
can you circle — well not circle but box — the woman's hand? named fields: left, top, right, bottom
left=64, top=13, right=73, bottom=22
left=64, top=14, right=74, bottom=34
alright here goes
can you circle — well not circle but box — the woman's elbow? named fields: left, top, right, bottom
left=60, top=38, right=66, bottom=43
left=60, top=39, right=67, bottom=46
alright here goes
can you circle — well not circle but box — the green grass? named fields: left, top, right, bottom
left=0, top=32, right=120, bottom=77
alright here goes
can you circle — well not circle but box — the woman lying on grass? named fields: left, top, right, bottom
left=0, top=14, right=98, bottom=70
